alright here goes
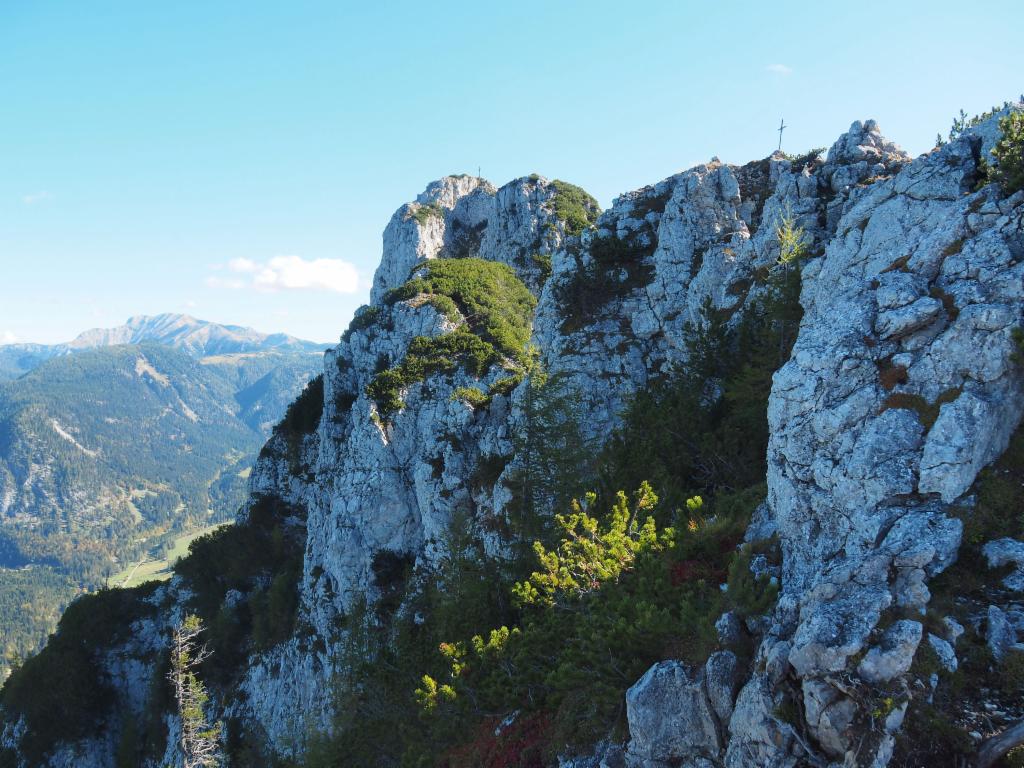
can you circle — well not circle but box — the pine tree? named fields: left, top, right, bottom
left=168, top=615, right=222, bottom=768
left=511, top=362, right=595, bottom=537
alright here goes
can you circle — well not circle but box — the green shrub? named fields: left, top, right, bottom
left=414, top=483, right=760, bottom=757
left=365, top=367, right=408, bottom=417
left=367, top=331, right=501, bottom=417
left=489, top=372, right=524, bottom=396
left=371, top=259, right=537, bottom=418
left=384, top=258, right=537, bottom=362
left=630, top=189, right=673, bottom=219
left=341, top=305, right=382, bottom=343
left=371, top=549, right=416, bottom=616
left=452, top=386, right=490, bottom=408
left=530, top=253, right=553, bottom=282
left=774, top=212, right=808, bottom=265
left=784, top=147, right=826, bottom=172
left=409, top=202, right=445, bottom=226
left=990, top=111, right=1024, bottom=195
left=726, top=544, right=778, bottom=618
left=250, top=567, right=301, bottom=650
left=275, top=375, right=324, bottom=436
left=173, top=494, right=306, bottom=681
left=549, top=180, right=600, bottom=236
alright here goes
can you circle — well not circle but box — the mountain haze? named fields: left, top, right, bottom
left=66, top=313, right=326, bottom=356
left=0, top=313, right=328, bottom=382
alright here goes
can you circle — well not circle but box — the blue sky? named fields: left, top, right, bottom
left=2, top=0, right=1021, bottom=344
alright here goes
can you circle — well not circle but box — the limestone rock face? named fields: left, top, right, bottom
left=728, top=107, right=1024, bottom=766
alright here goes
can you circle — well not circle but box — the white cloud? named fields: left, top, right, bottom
left=766, top=63, right=793, bottom=75
left=22, top=191, right=52, bottom=204
left=1, top=331, right=18, bottom=344
left=210, top=255, right=360, bottom=294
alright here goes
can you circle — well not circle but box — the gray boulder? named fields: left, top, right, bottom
left=987, top=605, right=1017, bottom=661
left=982, top=537, right=1024, bottom=591
left=927, top=633, right=958, bottom=672
left=858, top=620, right=923, bottom=684
left=625, top=661, right=721, bottom=767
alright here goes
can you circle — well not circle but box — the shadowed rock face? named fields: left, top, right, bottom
left=4, top=104, right=1024, bottom=768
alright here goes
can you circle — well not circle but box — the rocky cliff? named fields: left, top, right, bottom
left=4, top=104, right=1024, bottom=768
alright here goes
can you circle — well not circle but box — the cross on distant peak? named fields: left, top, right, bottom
left=777, top=119, right=787, bottom=152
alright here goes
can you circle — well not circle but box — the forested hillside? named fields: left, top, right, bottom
left=0, top=342, right=322, bottom=676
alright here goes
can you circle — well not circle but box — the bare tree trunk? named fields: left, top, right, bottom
left=975, top=717, right=1024, bottom=768
left=168, top=615, right=222, bottom=768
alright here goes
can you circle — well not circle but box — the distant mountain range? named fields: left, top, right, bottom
left=0, top=313, right=327, bottom=381
left=0, top=314, right=329, bottom=673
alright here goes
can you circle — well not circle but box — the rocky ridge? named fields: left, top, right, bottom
left=3, top=105, right=1024, bottom=767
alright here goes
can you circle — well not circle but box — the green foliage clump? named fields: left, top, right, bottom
left=989, top=111, right=1024, bottom=195
left=414, top=484, right=765, bottom=758
left=489, top=372, right=524, bottom=397
left=530, top=253, right=552, bottom=282
left=955, top=423, right=1024, bottom=548
left=275, top=374, right=324, bottom=436
left=452, top=386, right=491, bottom=408
left=504, top=368, right=596, bottom=538
left=784, top=147, right=826, bottom=172
left=548, top=180, right=600, bottom=236
left=774, top=212, right=808, bottom=265
left=385, top=258, right=537, bottom=361
left=249, top=568, right=301, bottom=650
left=630, top=189, right=673, bottom=219
left=1012, top=327, right=1024, bottom=366
left=941, top=102, right=1021, bottom=145
left=726, top=542, right=779, bottom=619
left=341, top=305, right=382, bottom=342
left=511, top=482, right=662, bottom=608
left=367, top=331, right=501, bottom=417
left=409, top=202, right=445, bottom=226
left=371, top=549, right=416, bottom=616
left=371, top=259, right=537, bottom=418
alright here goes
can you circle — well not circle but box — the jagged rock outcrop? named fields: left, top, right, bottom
left=3, top=103, right=1023, bottom=768
left=724, top=111, right=1024, bottom=767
